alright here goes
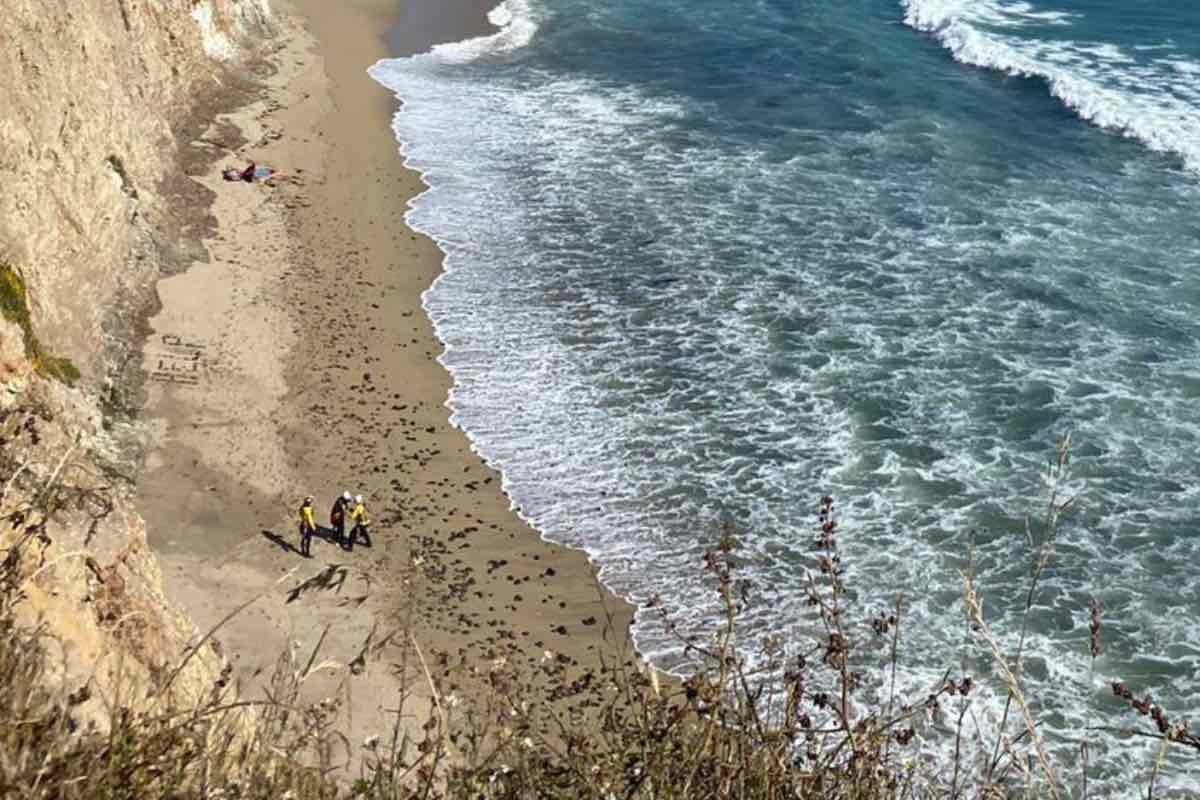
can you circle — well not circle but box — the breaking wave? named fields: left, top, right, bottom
left=902, top=0, right=1200, bottom=172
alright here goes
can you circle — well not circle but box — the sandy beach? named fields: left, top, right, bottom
left=136, top=0, right=636, bottom=776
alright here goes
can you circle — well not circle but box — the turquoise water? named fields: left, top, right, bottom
left=371, top=0, right=1200, bottom=792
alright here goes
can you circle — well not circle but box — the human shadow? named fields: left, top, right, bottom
left=261, top=529, right=300, bottom=555
left=312, top=524, right=342, bottom=547
left=347, top=526, right=372, bottom=549
left=261, top=525, right=344, bottom=557
left=286, top=563, right=350, bottom=604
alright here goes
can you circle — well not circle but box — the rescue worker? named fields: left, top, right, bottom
left=298, top=496, right=317, bottom=558
left=330, top=491, right=351, bottom=549
left=348, top=494, right=371, bottom=550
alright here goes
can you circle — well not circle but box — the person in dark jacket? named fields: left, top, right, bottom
left=330, top=491, right=351, bottom=549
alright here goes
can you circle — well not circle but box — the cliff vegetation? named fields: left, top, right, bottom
left=0, top=264, right=79, bottom=385
left=0, top=0, right=273, bottom=788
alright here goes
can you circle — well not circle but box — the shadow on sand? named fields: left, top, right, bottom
left=261, top=526, right=345, bottom=557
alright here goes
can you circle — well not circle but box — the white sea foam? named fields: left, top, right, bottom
left=369, top=3, right=1200, bottom=793
left=902, top=0, right=1077, bottom=29
left=411, top=0, right=537, bottom=65
left=901, top=0, right=1200, bottom=172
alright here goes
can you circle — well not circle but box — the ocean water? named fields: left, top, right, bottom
left=370, top=0, right=1200, bottom=793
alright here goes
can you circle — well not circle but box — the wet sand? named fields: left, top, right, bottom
left=137, top=0, right=636, bottom=777
left=388, top=0, right=499, bottom=58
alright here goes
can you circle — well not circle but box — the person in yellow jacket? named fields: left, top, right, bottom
left=347, top=494, right=371, bottom=551
left=298, top=496, right=316, bottom=558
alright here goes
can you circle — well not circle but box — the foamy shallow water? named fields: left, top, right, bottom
left=371, top=0, right=1200, bottom=793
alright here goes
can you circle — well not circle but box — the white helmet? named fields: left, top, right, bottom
left=355, top=495, right=363, bottom=504
left=342, top=491, right=351, bottom=501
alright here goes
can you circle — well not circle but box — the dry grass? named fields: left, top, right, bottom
left=0, top=432, right=1196, bottom=798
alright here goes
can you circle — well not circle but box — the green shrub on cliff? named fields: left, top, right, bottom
left=0, top=265, right=80, bottom=385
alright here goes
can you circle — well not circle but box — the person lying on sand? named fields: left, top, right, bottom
left=218, top=161, right=258, bottom=182
left=222, top=161, right=281, bottom=183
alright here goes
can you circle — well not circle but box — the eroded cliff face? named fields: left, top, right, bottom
left=0, top=372, right=225, bottom=723
left=0, top=0, right=272, bottom=381
left=0, top=0, right=272, bottom=725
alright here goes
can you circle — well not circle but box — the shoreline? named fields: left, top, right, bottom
left=282, top=0, right=639, bottom=701
left=136, top=0, right=638, bottom=775
left=388, top=0, right=500, bottom=58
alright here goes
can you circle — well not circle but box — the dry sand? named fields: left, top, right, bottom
left=136, top=0, right=637, bottom=778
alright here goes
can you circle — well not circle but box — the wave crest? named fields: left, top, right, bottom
left=901, top=0, right=1200, bottom=172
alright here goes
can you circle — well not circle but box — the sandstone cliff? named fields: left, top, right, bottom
left=0, top=0, right=271, bottom=382
left=0, top=0, right=272, bottom=724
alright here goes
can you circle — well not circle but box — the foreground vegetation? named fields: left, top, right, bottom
left=1, top=435, right=1196, bottom=799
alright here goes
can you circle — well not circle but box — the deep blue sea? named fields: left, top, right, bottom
left=371, top=0, right=1200, bottom=793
